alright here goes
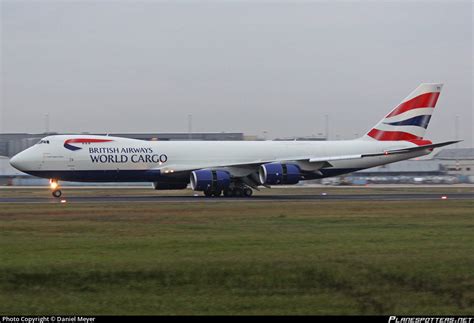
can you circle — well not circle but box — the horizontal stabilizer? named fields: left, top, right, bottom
left=361, top=140, right=461, bottom=157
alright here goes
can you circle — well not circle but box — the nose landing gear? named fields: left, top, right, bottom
left=50, top=179, right=62, bottom=198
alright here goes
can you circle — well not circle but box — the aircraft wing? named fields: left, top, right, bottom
left=158, top=140, right=460, bottom=175
left=308, top=154, right=363, bottom=163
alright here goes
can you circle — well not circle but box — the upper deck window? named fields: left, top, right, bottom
left=38, top=140, right=50, bottom=144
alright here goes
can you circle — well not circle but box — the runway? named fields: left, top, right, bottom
left=1, top=192, right=473, bottom=204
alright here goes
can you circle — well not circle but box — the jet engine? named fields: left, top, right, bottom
left=190, top=170, right=231, bottom=192
left=258, top=163, right=301, bottom=185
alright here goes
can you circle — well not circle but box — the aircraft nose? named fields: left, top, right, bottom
left=9, top=150, right=30, bottom=171
left=9, top=154, right=20, bottom=170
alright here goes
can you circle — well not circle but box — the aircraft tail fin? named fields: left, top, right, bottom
left=361, top=83, right=443, bottom=141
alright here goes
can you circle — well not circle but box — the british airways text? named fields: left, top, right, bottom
left=88, top=147, right=167, bottom=164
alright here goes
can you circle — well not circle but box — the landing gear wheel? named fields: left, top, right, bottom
left=212, top=190, right=222, bottom=197
left=243, top=188, right=253, bottom=197
left=223, top=189, right=231, bottom=197
left=204, top=189, right=213, bottom=197
left=52, top=190, right=62, bottom=198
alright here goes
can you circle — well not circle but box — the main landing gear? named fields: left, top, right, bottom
left=50, top=179, right=62, bottom=198
left=203, top=186, right=253, bottom=198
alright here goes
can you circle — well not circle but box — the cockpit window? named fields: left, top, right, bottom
left=38, top=140, right=50, bottom=144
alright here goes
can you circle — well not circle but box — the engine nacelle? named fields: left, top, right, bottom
left=153, top=182, right=188, bottom=190
left=190, top=170, right=231, bottom=192
left=258, top=163, right=301, bottom=185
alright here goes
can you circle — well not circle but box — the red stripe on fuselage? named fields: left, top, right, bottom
left=386, top=92, right=440, bottom=118
left=367, top=129, right=421, bottom=141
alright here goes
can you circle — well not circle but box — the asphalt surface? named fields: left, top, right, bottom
left=0, top=193, right=473, bottom=203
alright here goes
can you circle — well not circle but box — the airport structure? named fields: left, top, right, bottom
left=344, top=149, right=474, bottom=184
left=434, top=148, right=474, bottom=177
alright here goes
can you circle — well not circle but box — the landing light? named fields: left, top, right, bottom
left=60, top=199, right=67, bottom=203
left=50, top=182, right=58, bottom=190
left=441, top=196, right=448, bottom=200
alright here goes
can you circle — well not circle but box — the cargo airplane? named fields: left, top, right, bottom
left=10, top=83, right=458, bottom=198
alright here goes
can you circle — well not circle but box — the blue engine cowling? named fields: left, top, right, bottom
left=258, top=163, right=301, bottom=185
left=190, top=169, right=231, bottom=192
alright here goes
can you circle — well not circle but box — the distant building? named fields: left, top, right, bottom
left=0, top=156, right=26, bottom=185
left=349, top=160, right=449, bottom=184
left=273, top=135, right=327, bottom=141
left=434, top=148, right=474, bottom=179
left=355, top=160, right=443, bottom=177
left=347, top=149, right=474, bottom=184
left=108, top=132, right=244, bottom=142
left=243, top=135, right=260, bottom=141
left=0, top=133, right=43, bottom=158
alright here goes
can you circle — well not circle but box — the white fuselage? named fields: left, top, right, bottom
left=9, top=135, right=430, bottom=183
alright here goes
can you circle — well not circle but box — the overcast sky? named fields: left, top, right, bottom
left=1, top=0, right=472, bottom=146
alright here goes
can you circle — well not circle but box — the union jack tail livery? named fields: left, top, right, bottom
left=363, top=83, right=442, bottom=141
